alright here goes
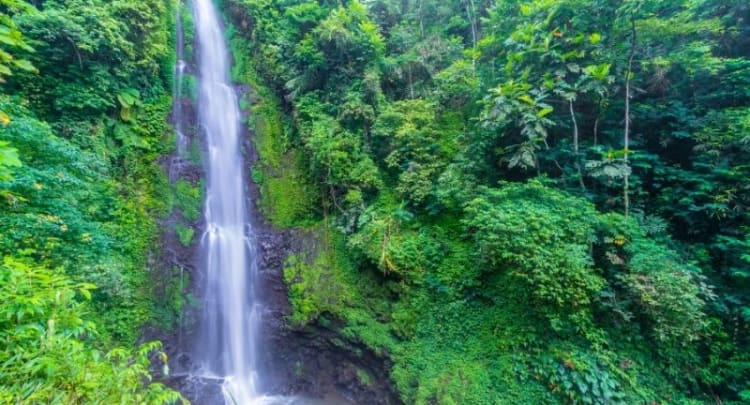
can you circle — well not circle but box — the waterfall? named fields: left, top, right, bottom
left=192, top=0, right=261, bottom=402
left=169, top=0, right=187, bottom=183
left=173, top=0, right=187, bottom=157
left=171, top=2, right=187, bottom=351
left=188, top=2, right=351, bottom=404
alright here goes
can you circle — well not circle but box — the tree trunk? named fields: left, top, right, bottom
left=623, top=16, right=636, bottom=217
left=417, top=0, right=424, bottom=38
left=463, top=0, right=478, bottom=67
left=569, top=100, right=586, bottom=191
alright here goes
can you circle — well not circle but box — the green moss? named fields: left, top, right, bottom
left=174, top=179, right=201, bottom=222
left=175, top=224, right=195, bottom=246
left=182, top=74, right=199, bottom=102
left=227, top=31, right=318, bottom=228
left=283, top=225, right=356, bottom=326
left=187, top=130, right=201, bottom=164
left=151, top=263, right=191, bottom=330
left=169, top=265, right=191, bottom=328
left=356, top=368, right=373, bottom=387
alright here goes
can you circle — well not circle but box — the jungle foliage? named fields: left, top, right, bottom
left=226, top=0, right=750, bottom=403
left=0, top=0, right=183, bottom=402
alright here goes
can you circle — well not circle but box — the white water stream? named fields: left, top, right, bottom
left=192, top=0, right=264, bottom=402
left=190, top=1, right=354, bottom=404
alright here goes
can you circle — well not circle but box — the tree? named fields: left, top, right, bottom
left=373, top=99, right=456, bottom=205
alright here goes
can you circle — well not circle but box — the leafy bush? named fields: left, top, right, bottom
left=0, top=258, right=184, bottom=404
left=464, top=181, right=604, bottom=329
left=534, top=352, right=627, bottom=405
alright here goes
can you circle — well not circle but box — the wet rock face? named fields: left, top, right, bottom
left=263, top=322, right=401, bottom=405
left=166, top=375, right=226, bottom=405
left=239, top=87, right=401, bottom=404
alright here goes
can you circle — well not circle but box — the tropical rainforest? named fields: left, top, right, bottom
left=1, top=0, right=749, bottom=404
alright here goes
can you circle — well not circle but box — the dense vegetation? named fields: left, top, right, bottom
left=3, top=0, right=750, bottom=403
left=224, top=0, right=750, bottom=403
left=0, top=0, right=183, bottom=402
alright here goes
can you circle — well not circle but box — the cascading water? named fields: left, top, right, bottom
left=172, top=0, right=187, bottom=158
left=192, top=0, right=262, bottom=402
left=169, top=1, right=188, bottom=351
left=169, top=0, right=187, bottom=183
left=173, top=59, right=188, bottom=157
left=188, top=1, right=354, bottom=404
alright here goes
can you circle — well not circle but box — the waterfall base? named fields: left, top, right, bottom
left=165, top=374, right=353, bottom=405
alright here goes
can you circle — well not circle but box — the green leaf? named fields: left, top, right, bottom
left=519, top=94, right=535, bottom=105
left=537, top=107, right=553, bottom=118
left=79, top=288, right=91, bottom=300
left=0, top=141, right=21, bottom=167
left=120, top=106, right=132, bottom=121
left=12, top=58, right=35, bottom=72
left=116, top=89, right=140, bottom=108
